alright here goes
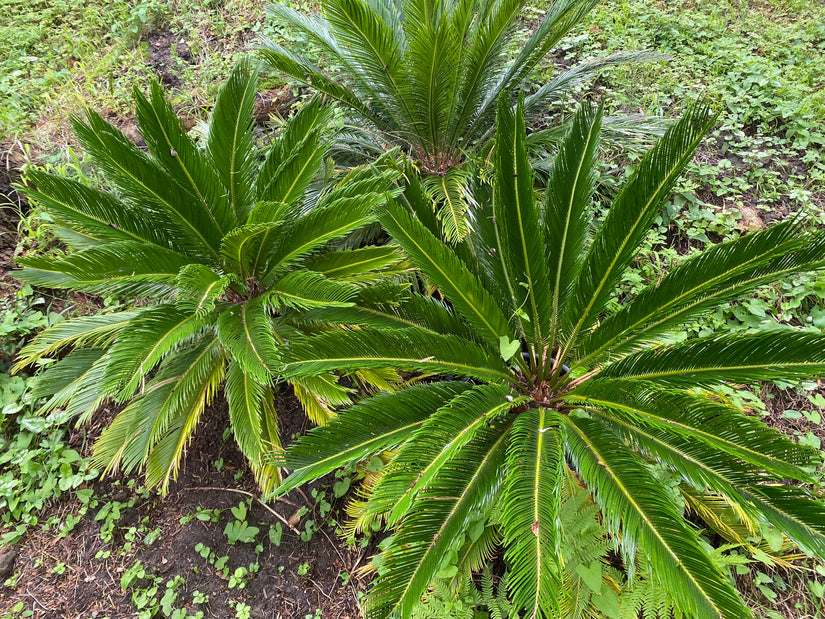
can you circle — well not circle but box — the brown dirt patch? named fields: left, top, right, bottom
left=0, top=392, right=370, bottom=618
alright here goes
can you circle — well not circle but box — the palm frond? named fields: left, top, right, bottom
left=16, top=241, right=189, bottom=298
left=135, top=81, right=236, bottom=236
left=379, top=200, right=511, bottom=348
left=475, top=0, right=597, bottom=129
left=270, top=270, right=358, bottom=308
left=215, top=296, right=279, bottom=382
left=278, top=382, right=475, bottom=495
left=739, top=486, right=825, bottom=558
left=563, top=103, right=715, bottom=353
left=30, top=348, right=106, bottom=417
left=376, top=384, right=526, bottom=525
left=254, top=97, right=332, bottom=206
left=545, top=102, right=602, bottom=349
left=205, top=58, right=259, bottom=222
left=225, top=360, right=282, bottom=495
left=303, top=246, right=404, bottom=281
left=577, top=222, right=825, bottom=362
left=143, top=347, right=226, bottom=492
left=564, top=414, right=753, bottom=619
left=500, top=408, right=564, bottom=618
left=92, top=336, right=223, bottom=481
left=599, top=331, right=825, bottom=386
left=103, top=304, right=210, bottom=400
left=523, top=50, right=666, bottom=113
left=324, top=0, right=408, bottom=119
left=562, top=379, right=819, bottom=481
left=72, top=109, right=222, bottom=261
left=366, top=422, right=510, bottom=619
left=14, top=311, right=138, bottom=370
left=289, top=372, right=354, bottom=425
left=281, top=327, right=515, bottom=382
left=258, top=42, right=387, bottom=128
left=494, top=96, right=552, bottom=347
left=422, top=168, right=474, bottom=243
left=24, top=170, right=179, bottom=249
left=257, top=195, right=381, bottom=279
left=175, top=264, right=234, bottom=316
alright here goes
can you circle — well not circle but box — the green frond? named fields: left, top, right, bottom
left=563, top=379, right=819, bottom=481
left=30, top=348, right=107, bottom=417
left=24, top=170, right=180, bottom=249
left=215, top=296, right=279, bottom=382
left=144, top=348, right=226, bottom=493
left=220, top=221, right=281, bottom=279
left=598, top=331, right=825, bottom=386
left=545, top=102, right=602, bottom=345
left=494, top=96, right=552, bottom=347
left=278, top=382, right=475, bottom=495
left=16, top=241, right=189, bottom=298
left=71, top=109, right=223, bottom=261
left=294, top=292, right=477, bottom=340
left=254, top=97, right=333, bottom=206
left=563, top=102, right=715, bottom=353
left=523, top=50, right=665, bottom=113
left=290, top=373, right=354, bottom=425
left=373, top=383, right=525, bottom=525
left=379, top=200, right=512, bottom=348
left=576, top=222, right=825, bottom=362
left=258, top=42, right=387, bottom=128
left=303, top=246, right=404, bottom=281
left=281, top=327, right=515, bottom=382
left=500, top=408, right=564, bottom=618
left=270, top=270, right=358, bottom=308
left=739, top=485, right=825, bottom=558
left=225, top=360, right=282, bottom=495
left=422, top=168, right=473, bottom=243
left=135, top=81, right=236, bottom=237
left=257, top=195, right=381, bottom=279
left=92, top=336, right=223, bottom=483
left=400, top=0, right=462, bottom=158
left=448, top=0, right=524, bottom=144
left=366, top=421, right=510, bottom=619
left=474, top=0, right=597, bottom=129
left=14, top=311, right=138, bottom=370
left=102, top=304, right=210, bottom=400
left=205, top=58, right=259, bottom=222
left=175, top=264, right=234, bottom=316
left=323, top=0, right=407, bottom=116
left=564, top=414, right=753, bottom=619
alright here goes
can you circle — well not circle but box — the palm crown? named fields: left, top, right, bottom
left=274, top=99, right=825, bottom=618
left=13, top=60, right=399, bottom=495
left=260, top=0, right=654, bottom=241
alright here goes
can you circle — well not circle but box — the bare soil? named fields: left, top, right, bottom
left=0, top=393, right=371, bottom=618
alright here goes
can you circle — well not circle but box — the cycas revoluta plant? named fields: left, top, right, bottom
left=260, top=0, right=656, bottom=241
left=273, top=98, right=825, bottom=618
left=13, top=60, right=400, bottom=495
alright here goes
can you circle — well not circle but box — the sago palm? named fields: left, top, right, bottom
left=273, top=99, right=825, bottom=618
left=260, top=0, right=656, bottom=241
left=13, top=60, right=400, bottom=495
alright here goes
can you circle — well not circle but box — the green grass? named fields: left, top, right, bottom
left=0, top=0, right=278, bottom=146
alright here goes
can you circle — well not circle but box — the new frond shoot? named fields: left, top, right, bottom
left=277, top=98, right=825, bottom=619
left=14, top=59, right=401, bottom=496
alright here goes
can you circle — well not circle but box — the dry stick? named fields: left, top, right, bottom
left=183, top=487, right=300, bottom=534
left=26, top=590, right=49, bottom=612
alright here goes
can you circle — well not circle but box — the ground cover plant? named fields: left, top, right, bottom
left=260, top=0, right=659, bottom=241
left=275, top=99, right=825, bottom=618
left=11, top=59, right=401, bottom=497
